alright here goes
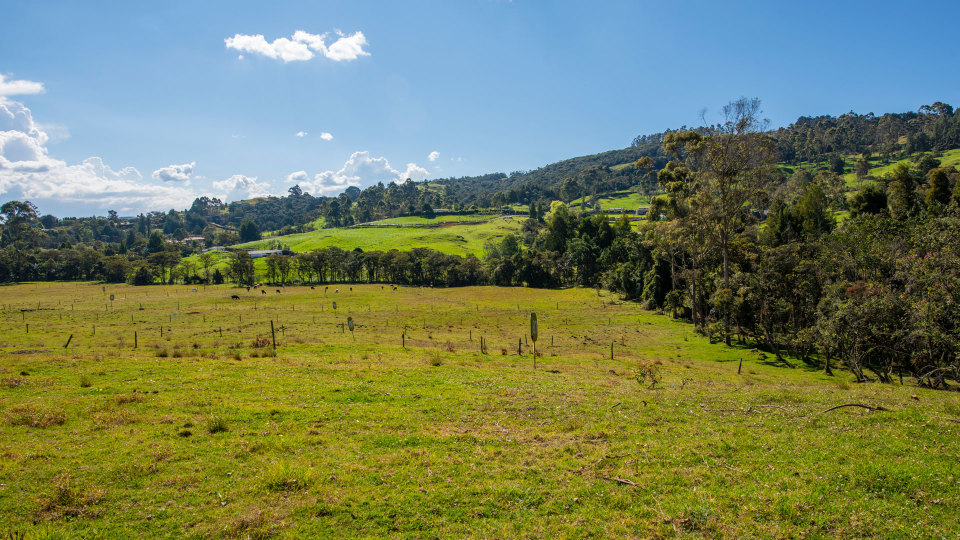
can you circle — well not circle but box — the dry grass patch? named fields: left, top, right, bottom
left=6, top=405, right=66, bottom=428
left=37, top=473, right=105, bottom=520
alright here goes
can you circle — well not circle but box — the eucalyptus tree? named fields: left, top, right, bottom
left=661, top=98, right=777, bottom=343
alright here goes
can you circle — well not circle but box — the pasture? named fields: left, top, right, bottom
left=1, top=282, right=958, bottom=538
left=237, top=215, right=524, bottom=257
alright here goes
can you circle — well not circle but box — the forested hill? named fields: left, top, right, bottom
left=7, top=101, right=960, bottom=250
left=427, top=101, right=960, bottom=206
left=429, top=141, right=663, bottom=206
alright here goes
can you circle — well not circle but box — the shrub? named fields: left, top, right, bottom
left=79, top=373, right=92, bottom=388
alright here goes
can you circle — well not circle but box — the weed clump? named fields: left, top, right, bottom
left=38, top=473, right=104, bottom=518
left=206, top=416, right=229, bottom=434
left=635, top=361, right=662, bottom=389
left=79, top=373, right=92, bottom=388
left=262, top=461, right=313, bottom=492
left=227, top=510, right=271, bottom=539
left=115, top=393, right=144, bottom=405
left=2, top=376, right=27, bottom=388
left=156, top=348, right=169, bottom=358
left=7, top=405, right=66, bottom=428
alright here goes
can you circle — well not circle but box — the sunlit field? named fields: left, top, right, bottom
left=1, top=282, right=958, bottom=538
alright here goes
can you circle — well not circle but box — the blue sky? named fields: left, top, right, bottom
left=1, top=0, right=957, bottom=216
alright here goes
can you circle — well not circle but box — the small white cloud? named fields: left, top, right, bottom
left=286, top=170, right=309, bottom=184
left=325, top=31, right=371, bottom=62
left=212, top=174, right=273, bottom=202
left=225, top=30, right=370, bottom=63
left=0, top=74, right=45, bottom=102
left=238, top=54, right=244, bottom=60
left=296, top=131, right=308, bottom=137
left=428, top=150, right=440, bottom=162
left=320, top=132, right=333, bottom=141
left=151, top=161, right=195, bottom=183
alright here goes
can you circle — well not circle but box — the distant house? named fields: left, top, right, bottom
left=181, top=236, right=205, bottom=243
left=636, top=206, right=650, bottom=216
left=202, top=246, right=227, bottom=253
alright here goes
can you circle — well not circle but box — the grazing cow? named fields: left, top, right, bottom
left=350, top=287, right=353, bottom=292
left=231, top=295, right=240, bottom=300
left=324, top=286, right=329, bottom=293
left=261, top=290, right=267, bottom=295
left=192, top=288, right=198, bottom=292
left=310, top=286, right=315, bottom=290
left=275, top=289, right=281, bottom=294
left=246, top=286, right=250, bottom=292
left=335, top=289, right=339, bottom=294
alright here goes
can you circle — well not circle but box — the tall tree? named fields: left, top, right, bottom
left=663, top=98, right=776, bottom=344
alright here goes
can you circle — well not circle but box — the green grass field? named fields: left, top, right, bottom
left=237, top=216, right=524, bottom=258
left=570, top=190, right=650, bottom=212
left=372, top=214, right=498, bottom=225
left=1, top=282, right=959, bottom=538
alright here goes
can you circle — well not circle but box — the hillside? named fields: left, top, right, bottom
left=237, top=215, right=525, bottom=258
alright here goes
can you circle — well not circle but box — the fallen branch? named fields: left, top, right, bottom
left=820, top=403, right=890, bottom=414
left=597, top=475, right=638, bottom=487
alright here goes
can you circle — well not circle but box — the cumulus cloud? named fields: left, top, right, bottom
left=320, top=132, right=333, bottom=141
left=212, top=174, right=273, bottom=202
left=0, top=74, right=45, bottom=102
left=0, top=98, right=195, bottom=215
left=152, top=162, right=195, bottom=183
left=399, top=162, right=429, bottom=182
left=225, top=30, right=370, bottom=63
left=294, top=151, right=429, bottom=196
left=286, top=170, right=309, bottom=185
left=428, top=150, right=440, bottom=162
left=296, top=131, right=308, bottom=137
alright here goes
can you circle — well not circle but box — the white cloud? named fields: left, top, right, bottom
left=399, top=163, right=429, bottom=182
left=294, top=151, right=429, bottom=196
left=0, top=74, right=45, bottom=102
left=152, top=161, right=195, bottom=183
left=286, top=170, right=309, bottom=185
left=320, top=132, right=333, bottom=141
left=325, top=31, right=371, bottom=62
left=212, top=174, right=273, bottom=202
left=0, top=98, right=195, bottom=215
left=428, top=150, right=440, bottom=162
left=296, top=131, right=308, bottom=137
left=225, top=30, right=370, bottom=63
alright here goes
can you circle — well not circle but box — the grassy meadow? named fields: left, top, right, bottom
left=237, top=215, right=524, bottom=257
left=1, top=282, right=959, bottom=537
left=569, top=190, right=650, bottom=212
